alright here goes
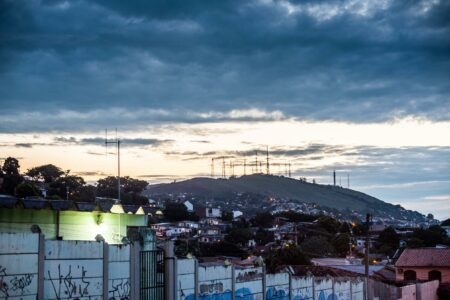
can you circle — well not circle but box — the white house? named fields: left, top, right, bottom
left=184, top=200, right=194, bottom=212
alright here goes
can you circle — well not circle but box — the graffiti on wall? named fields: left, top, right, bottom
left=266, top=287, right=289, bottom=300
left=109, top=278, right=130, bottom=299
left=47, top=264, right=102, bottom=299
left=236, top=270, right=263, bottom=283
left=0, top=264, right=35, bottom=298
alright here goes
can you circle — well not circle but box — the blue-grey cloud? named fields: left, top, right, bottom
left=0, top=0, right=449, bottom=132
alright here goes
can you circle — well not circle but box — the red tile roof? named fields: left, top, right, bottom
left=395, top=248, right=450, bottom=267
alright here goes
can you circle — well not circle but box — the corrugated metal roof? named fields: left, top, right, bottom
left=48, top=200, right=72, bottom=211
left=0, top=195, right=19, bottom=208
left=22, top=198, right=49, bottom=209
left=75, top=202, right=98, bottom=211
left=395, top=248, right=450, bottom=267
left=122, top=205, right=140, bottom=214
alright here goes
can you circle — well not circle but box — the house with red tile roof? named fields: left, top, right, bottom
left=395, top=248, right=450, bottom=283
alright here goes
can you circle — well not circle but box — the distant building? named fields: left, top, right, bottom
left=195, top=206, right=221, bottom=218
left=395, top=248, right=450, bottom=283
left=183, top=200, right=194, bottom=212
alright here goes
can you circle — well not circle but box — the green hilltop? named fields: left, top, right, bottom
left=147, top=174, right=424, bottom=220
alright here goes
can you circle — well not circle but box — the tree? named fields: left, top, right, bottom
left=71, top=185, right=97, bottom=202
left=97, top=176, right=148, bottom=203
left=317, top=216, right=341, bottom=234
left=163, top=202, right=190, bottom=222
left=332, top=233, right=351, bottom=257
left=255, top=228, right=274, bottom=246
left=441, top=219, right=450, bottom=226
left=265, top=245, right=310, bottom=273
left=251, top=211, right=274, bottom=228
left=15, top=182, right=40, bottom=198
left=48, top=175, right=86, bottom=199
left=300, top=236, right=335, bottom=257
left=1, top=157, right=23, bottom=195
left=221, top=210, right=233, bottom=222
left=225, top=227, right=253, bottom=246
left=27, top=164, right=64, bottom=183
left=2, top=157, right=20, bottom=176
left=274, top=211, right=317, bottom=223
left=378, top=227, right=399, bottom=255
left=410, top=226, right=446, bottom=247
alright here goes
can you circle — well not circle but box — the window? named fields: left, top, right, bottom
left=428, top=270, right=442, bottom=282
left=404, top=270, right=417, bottom=281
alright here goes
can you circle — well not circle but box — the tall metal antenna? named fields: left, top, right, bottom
left=347, top=173, right=350, bottom=188
left=288, top=162, right=291, bottom=177
left=105, top=128, right=121, bottom=203
left=243, top=158, right=246, bottom=175
left=255, top=150, right=258, bottom=173
left=222, top=157, right=226, bottom=178
left=333, top=169, right=336, bottom=186
left=266, top=146, right=270, bottom=175
left=211, top=158, right=215, bottom=178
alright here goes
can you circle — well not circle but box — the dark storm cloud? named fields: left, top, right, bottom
left=0, top=0, right=449, bottom=132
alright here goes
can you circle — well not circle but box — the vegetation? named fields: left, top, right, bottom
left=265, top=245, right=310, bottom=273
left=0, top=157, right=150, bottom=205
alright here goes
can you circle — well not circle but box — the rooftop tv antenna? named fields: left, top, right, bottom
left=105, top=128, right=121, bottom=202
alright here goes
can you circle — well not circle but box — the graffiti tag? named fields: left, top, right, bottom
left=0, top=265, right=35, bottom=298
left=48, top=264, right=91, bottom=299
left=109, top=278, right=130, bottom=300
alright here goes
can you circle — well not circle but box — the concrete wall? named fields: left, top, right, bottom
left=175, top=259, right=365, bottom=300
left=370, top=279, right=439, bottom=300
left=0, top=232, right=147, bottom=299
left=44, top=240, right=104, bottom=299
left=108, top=244, right=131, bottom=299
left=0, top=208, right=146, bottom=244
left=0, top=233, right=41, bottom=299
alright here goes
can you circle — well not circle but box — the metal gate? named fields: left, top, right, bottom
left=140, top=248, right=165, bottom=299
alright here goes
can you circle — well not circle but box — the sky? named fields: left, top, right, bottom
left=0, top=0, right=449, bottom=219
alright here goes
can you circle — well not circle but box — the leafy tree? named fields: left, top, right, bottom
left=163, top=202, right=190, bottom=222
left=71, top=185, right=97, bottom=202
left=221, top=210, right=233, bottom=222
left=199, top=241, right=246, bottom=258
left=15, top=182, right=40, bottom=198
left=47, top=175, right=86, bottom=199
left=378, top=227, right=399, bottom=255
left=2, top=157, right=20, bottom=175
left=1, top=157, right=23, bottom=195
left=27, top=164, right=64, bottom=183
left=265, top=245, right=310, bottom=273
left=225, top=227, right=253, bottom=246
left=317, top=216, right=341, bottom=234
left=251, top=211, right=274, bottom=228
left=255, top=228, right=274, bottom=246
left=410, top=225, right=447, bottom=247
left=97, top=176, right=148, bottom=203
left=300, top=236, right=335, bottom=257
left=332, top=233, right=351, bottom=257
left=441, top=219, right=450, bottom=226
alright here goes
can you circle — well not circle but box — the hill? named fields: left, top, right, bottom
left=145, top=174, right=424, bottom=220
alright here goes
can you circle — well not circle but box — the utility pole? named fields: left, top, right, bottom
left=333, top=169, right=336, bottom=186
left=266, top=146, right=270, bottom=175
left=211, top=158, right=214, bottom=178
left=365, top=213, right=371, bottom=300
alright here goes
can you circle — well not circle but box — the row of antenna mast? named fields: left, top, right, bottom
left=210, top=147, right=292, bottom=178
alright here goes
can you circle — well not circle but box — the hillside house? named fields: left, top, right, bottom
left=395, top=248, right=450, bottom=283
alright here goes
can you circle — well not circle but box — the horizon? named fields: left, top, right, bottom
left=1, top=1, right=449, bottom=219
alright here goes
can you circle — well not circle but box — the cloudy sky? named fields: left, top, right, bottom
left=1, top=0, right=449, bottom=219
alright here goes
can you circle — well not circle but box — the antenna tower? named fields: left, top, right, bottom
left=105, top=128, right=121, bottom=203
left=266, top=146, right=270, bottom=175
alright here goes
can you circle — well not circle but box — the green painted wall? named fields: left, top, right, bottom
left=0, top=208, right=147, bottom=243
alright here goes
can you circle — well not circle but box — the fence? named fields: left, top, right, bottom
left=0, top=232, right=164, bottom=300
left=175, top=258, right=365, bottom=300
